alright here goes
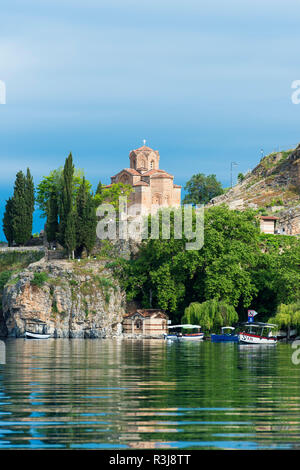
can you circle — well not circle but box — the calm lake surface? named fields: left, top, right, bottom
left=0, top=338, right=299, bottom=450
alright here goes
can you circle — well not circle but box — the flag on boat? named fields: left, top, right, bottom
left=248, top=310, right=258, bottom=322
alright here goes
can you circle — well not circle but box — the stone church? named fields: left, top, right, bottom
left=108, top=143, right=181, bottom=214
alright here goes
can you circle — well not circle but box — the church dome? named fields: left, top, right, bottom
left=129, top=143, right=160, bottom=171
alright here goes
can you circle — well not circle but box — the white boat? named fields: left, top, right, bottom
left=238, top=322, right=277, bottom=345
left=164, top=324, right=204, bottom=341
left=25, top=331, right=51, bottom=339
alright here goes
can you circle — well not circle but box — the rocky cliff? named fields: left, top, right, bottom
left=207, top=145, right=300, bottom=235
left=1, top=256, right=126, bottom=338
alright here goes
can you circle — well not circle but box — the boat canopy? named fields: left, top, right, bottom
left=221, top=326, right=235, bottom=331
left=168, top=324, right=201, bottom=329
left=243, top=322, right=277, bottom=328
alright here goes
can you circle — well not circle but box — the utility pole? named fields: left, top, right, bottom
left=230, top=162, right=238, bottom=188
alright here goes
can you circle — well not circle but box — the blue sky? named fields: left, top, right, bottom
left=1, top=0, right=300, bottom=238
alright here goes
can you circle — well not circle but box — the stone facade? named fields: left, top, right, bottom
left=123, top=309, right=168, bottom=338
left=109, top=145, right=181, bottom=215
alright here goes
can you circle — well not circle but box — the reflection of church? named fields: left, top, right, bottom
left=109, top=143, right=181, bottom=214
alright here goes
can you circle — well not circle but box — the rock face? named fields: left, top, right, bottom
left=1, top=258, right=125, bottom=338
left=207, top=145, right=300, bottom=235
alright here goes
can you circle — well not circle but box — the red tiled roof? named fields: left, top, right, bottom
left=124, top=168, right=141, bottom=175
left=260, top=216, right=279, bottom=220
left=173, top=184, right=182, bottom=188
left=124, top=309, right=168, bottom=319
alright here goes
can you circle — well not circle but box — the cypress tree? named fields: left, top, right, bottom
left=75, top=177, right=87, bottom=253
left=2, top=198, right=14, bottom=246
left=25, top=168, right=34, bottom=238
left=59, top=153, right=75, bottom=248
left=84, top=191, right=97, bottom=256
left=46, top=191, right=59, bottom=244
left=12, top=171, right=31, bottom=245
left=75, top=178, right=97, bottom=256
left=65, top=210, right=76, bottom=259
left=96, top=180, right=103, bottom=195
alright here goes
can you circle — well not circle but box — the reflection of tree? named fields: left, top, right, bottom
left=0, top=340, right=299, bottom=449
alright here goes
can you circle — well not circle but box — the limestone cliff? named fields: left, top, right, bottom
left=1, top=257, right=126, bottom=338
left=207, top=145, right=300, bottom=235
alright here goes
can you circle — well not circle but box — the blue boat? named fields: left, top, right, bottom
left=211, top=326, right=239, bottom=343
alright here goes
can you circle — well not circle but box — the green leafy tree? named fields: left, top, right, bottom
left=111, top=205, right=263, bottom=321
left=36, top=167, right=92, bottom=217
left=94, top=183, right=133, bottom=212
left=183, top=173, right=224, bottom=205
left=237, top=172, right=245, bottom=183
left=2, top=198, right=14, bottom=246
left=182, top=299, right=238, bottom=331
left=269, top=302, right=300, bottom=338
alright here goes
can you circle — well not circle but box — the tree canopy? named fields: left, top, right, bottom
left=110, top=205, right=300, bottom=325
left=183, top=173, right=224, bottom=205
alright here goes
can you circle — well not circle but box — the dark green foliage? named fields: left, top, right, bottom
left=2, top=198, right=14, bottom=246
left=11, top=171, right=32, bottom=245
left=183, top=173, right=224, bottom=205
left=96, top=180, right=103, bottom=195
left=0, top=271, right=12, bottom=291
left=65, top=211, right=76, bottom=258
left=84, top=191, right=97, bottom=255
left=59, top=153, right=74, bottom=249
left=38, top=154, right=96, bottom=257
left=110, top=205, right=300, bottom=323
left=75, top=178, right=97, bottom=256
left=46, top=192, right=59, bottom=243
left=25, top=168, right=35, bottom=236
left=237, top=172, right=245, bottom=183
left=31, top=272, right=49, bottom=287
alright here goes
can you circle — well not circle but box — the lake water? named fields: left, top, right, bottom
left=0, top=338, right=299, bottom=450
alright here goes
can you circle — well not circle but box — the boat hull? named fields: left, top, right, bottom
left=25, top=332, right=51, bottom=339
left=180, top=333, right=204, bottom=341
left=238, top=332, right=277, bottom=345
left=211, top=334, right=239, bottom=343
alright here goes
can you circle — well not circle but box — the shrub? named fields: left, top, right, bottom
left=31, top=272, right=49, bottom=287
left=0, top=271, right=12, bottom=291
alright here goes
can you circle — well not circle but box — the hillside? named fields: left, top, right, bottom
left=207, top=145, right=300, bottom=235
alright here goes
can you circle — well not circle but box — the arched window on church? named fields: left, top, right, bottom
left=150, top=160, right=154, bottom=170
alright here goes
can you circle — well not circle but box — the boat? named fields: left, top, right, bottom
left=211, top=326, right=239, bottom=343
left=25, top=331, right=51, bottom=339
left=163, top=324, right=204, bottom=341
left=24, top=321, right=50, bottom=339
left=238, top=322, right=278, bottom=345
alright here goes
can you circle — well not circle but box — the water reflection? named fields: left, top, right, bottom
left=0, top=339, right=299, bottom=449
